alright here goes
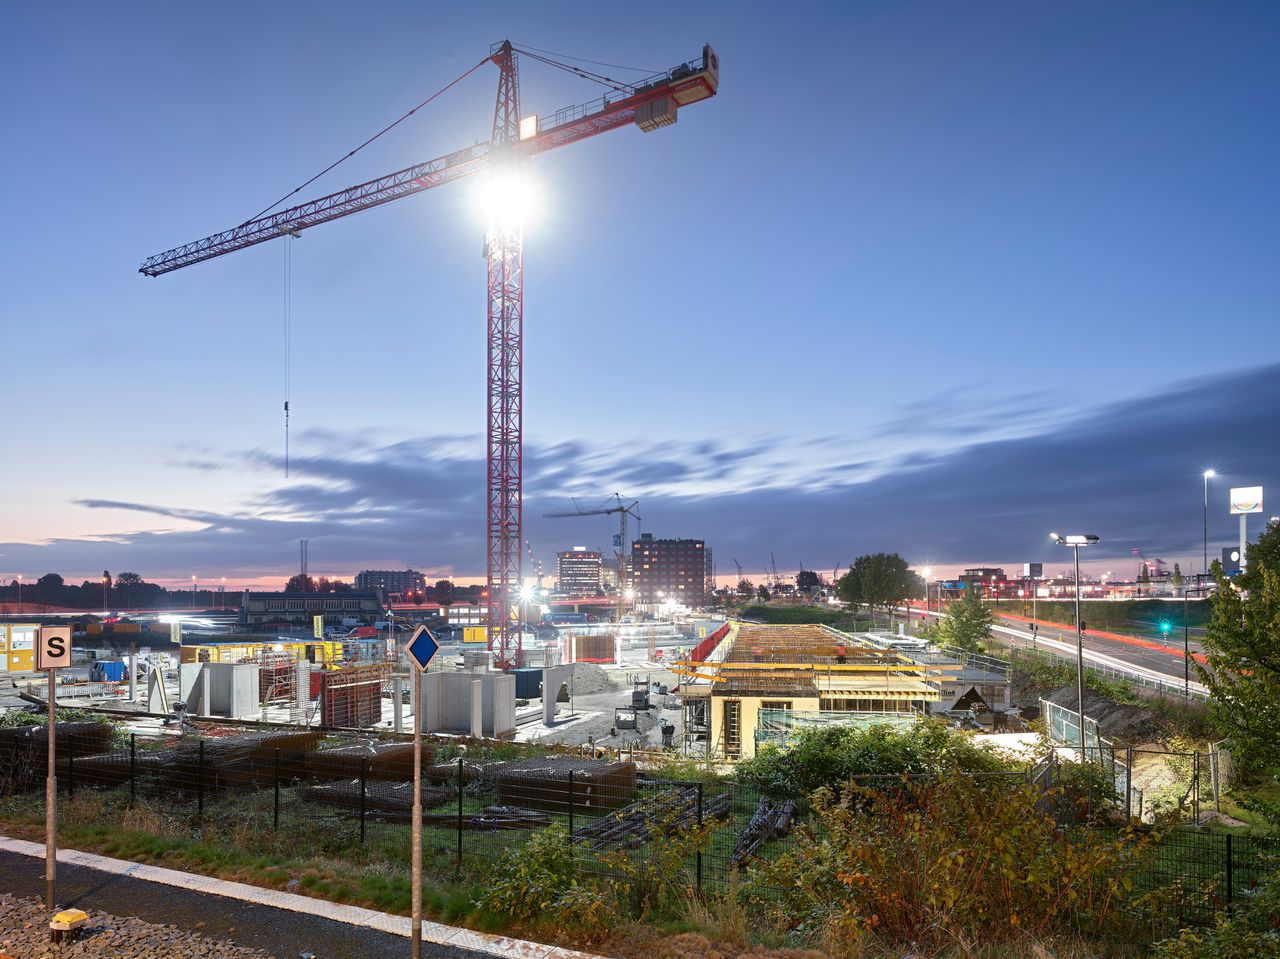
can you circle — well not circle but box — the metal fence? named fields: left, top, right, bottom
left=1039, top=698, right=1228, bottom=824
left=1, top=720, right=1274, bottom=927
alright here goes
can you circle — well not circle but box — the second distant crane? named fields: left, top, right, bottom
left=544, top=494, right=640, bottom=624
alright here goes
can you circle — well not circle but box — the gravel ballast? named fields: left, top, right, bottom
left=0, top=893, right=279, bottom=959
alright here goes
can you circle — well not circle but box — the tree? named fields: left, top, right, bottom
left=284, top=574, right=310, bottom=592
left=756, top=584, right=770, bottom=602
left=935, top=584, right=994, bottom=652
left=114, top=572, right=144, bottom=588
left=836, top=553, right=918, bottom=614
left=736, top=578, right=754, bottom=601
left=1171, top=562, right=1184, bottom=593
left=795, top=569, right=821, bottom=593
left=1199, top=523, right=1280, bottom=768
left=435, top=579, right=456, bottom=605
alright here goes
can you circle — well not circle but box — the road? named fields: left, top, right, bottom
left=906, top=606, right=1208, bottom=696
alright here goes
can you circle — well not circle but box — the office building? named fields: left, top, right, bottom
left=556, top=547, right=602, bottom=596
left=354, top=569, right=426, bottom=595
left=631, top=533, right=710, bottom=605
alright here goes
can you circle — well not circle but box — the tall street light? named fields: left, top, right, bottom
left=921, top=566, right=933, bottom=616
left=1202, top=470, right=1215, bottom=581
left=1051, top=532, right=1100, bottom=762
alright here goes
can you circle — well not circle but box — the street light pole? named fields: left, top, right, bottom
left=1052, top=532, right=1100, bottom=763
left=1203, top=470, right=1215, bottom=580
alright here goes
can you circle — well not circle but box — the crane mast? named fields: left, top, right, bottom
left=140, top=41, right=719, bottom=669
left=486, top=41, right=524, bottom=668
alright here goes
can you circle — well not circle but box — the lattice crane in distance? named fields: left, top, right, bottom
left=544, top=494, right=641, bottom=625
left=139, top=41, right=719, bottom=668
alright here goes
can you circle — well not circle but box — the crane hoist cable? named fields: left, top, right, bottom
left=284, top=233, right=293, bottom=478
left=507, top=42, right=659, bottom=75
left=510, top=47, right=636, bottom=94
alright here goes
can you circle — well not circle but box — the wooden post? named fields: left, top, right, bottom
left=45, top=669, right=57, bottom=908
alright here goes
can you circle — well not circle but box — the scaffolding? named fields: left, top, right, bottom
left=674, top=621, right=953, bottom=760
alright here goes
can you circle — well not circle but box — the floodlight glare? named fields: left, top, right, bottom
left=1203, top=469, right=1216, bottom=478
left=478, top=166, right=539, bottom=231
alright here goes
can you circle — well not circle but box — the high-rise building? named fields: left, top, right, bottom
left=354, top=569, right=426, bottom=595
left=630, top=533, right=710, bottom=605
left=556, top=547, right=602, bottom=596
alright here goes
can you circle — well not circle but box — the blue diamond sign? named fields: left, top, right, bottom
left=405, top=626, right=440, bottom=672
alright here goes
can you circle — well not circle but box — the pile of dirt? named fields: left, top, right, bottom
left=567, top=662, right=619, bottom=696
left=1041, top=685, right=1159, bottom=744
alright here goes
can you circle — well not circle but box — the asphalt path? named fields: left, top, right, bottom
left=0, top=849, right=418, bottom=959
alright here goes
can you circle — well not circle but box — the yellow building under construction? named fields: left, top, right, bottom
left=674, top=621, right=948, bottom=760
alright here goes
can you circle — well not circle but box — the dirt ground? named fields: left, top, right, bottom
left=520, top=663, right=683, bottom=750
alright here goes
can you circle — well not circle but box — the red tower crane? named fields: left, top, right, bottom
left=140, top=41, right=719, bottom=668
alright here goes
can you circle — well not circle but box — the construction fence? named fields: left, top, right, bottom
left=0, top=720, right=1274, bottom=928
left=1040, top=698, right=1233, bottom=823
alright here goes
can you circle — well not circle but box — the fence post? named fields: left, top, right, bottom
left=197, top=739, right=205, bottom=819
left=359, top=757, right=368, bottom=844
left=1225, top=834, right=1234, bottom=913
left=568, top=769, right=575, bottom=839
left=456, top=755, right=464, bottom=871
left=1125, top=745, right=1132, bottom=820
left=129, top=734, right=137, bottom=803
left=696, top=782, right=704, bottom=891
left=1192, top=752, right=1200, bottom=824
left=67, top=736, right=75, bottom=798
left=273, top=748, right=280, bottom=830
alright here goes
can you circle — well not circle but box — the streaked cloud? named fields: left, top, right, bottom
left=0, top=364, right=1275, bottom=582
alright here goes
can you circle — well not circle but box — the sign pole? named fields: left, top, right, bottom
left=403, top=625, right=438, bottom=959
left=46, top=662, right=56, bottom=908
left=38, top=625, right=71, bottom=909
left=411, top=669, right=422, bottom=959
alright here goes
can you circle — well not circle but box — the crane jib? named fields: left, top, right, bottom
left=138, top=47, right=717, bottom=277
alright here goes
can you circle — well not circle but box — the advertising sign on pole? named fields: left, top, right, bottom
left=1229, top=486, right=1264, bottom=515
left=1229, top=486, right=1263, bottom=572
left=313, top=615, right=324, bottom=639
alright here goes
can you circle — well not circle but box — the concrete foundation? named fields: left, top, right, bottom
left=419, top=671, right=515, bottom=737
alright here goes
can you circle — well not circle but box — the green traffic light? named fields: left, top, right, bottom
left=1159, top=621, right=1171, bottom=634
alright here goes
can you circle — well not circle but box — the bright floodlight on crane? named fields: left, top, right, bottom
left=478, top=164, right=540, bottom=232
left=518, top=583, right=535, bottom=603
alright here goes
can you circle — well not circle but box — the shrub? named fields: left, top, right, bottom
left=597, top=797, right=719, bottom=919
left=735, top=722, right=1011, bottom=795
left=477, top=824, right=610, bottom=932
left=747, top=774, right=1150, bottom=952
left=1151, top=869, right=1280, bottom=958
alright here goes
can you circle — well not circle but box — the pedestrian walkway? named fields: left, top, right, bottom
left=0, top=837, right=599, bottom=959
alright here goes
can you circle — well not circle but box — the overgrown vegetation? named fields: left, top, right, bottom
left=735, top=722, right=1012, bottom=795
left=1012, top=599, right=1211, bottom=637
left=1198, top=544, right=1280, bottom=771
left=1012, top=651, right=1144, bottom=705
left=1150, top=869, right=1280, bottom=958
left=747, top=775, right=1153, bottom=955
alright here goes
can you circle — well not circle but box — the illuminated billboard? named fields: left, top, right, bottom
left=1229, top=486, right=1264, bottom=515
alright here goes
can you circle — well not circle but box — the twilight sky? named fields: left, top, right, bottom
left=2, top=2, right=1278, bottom=588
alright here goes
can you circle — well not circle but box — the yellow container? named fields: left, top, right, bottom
left=463, top=626, right=487, bottom=644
